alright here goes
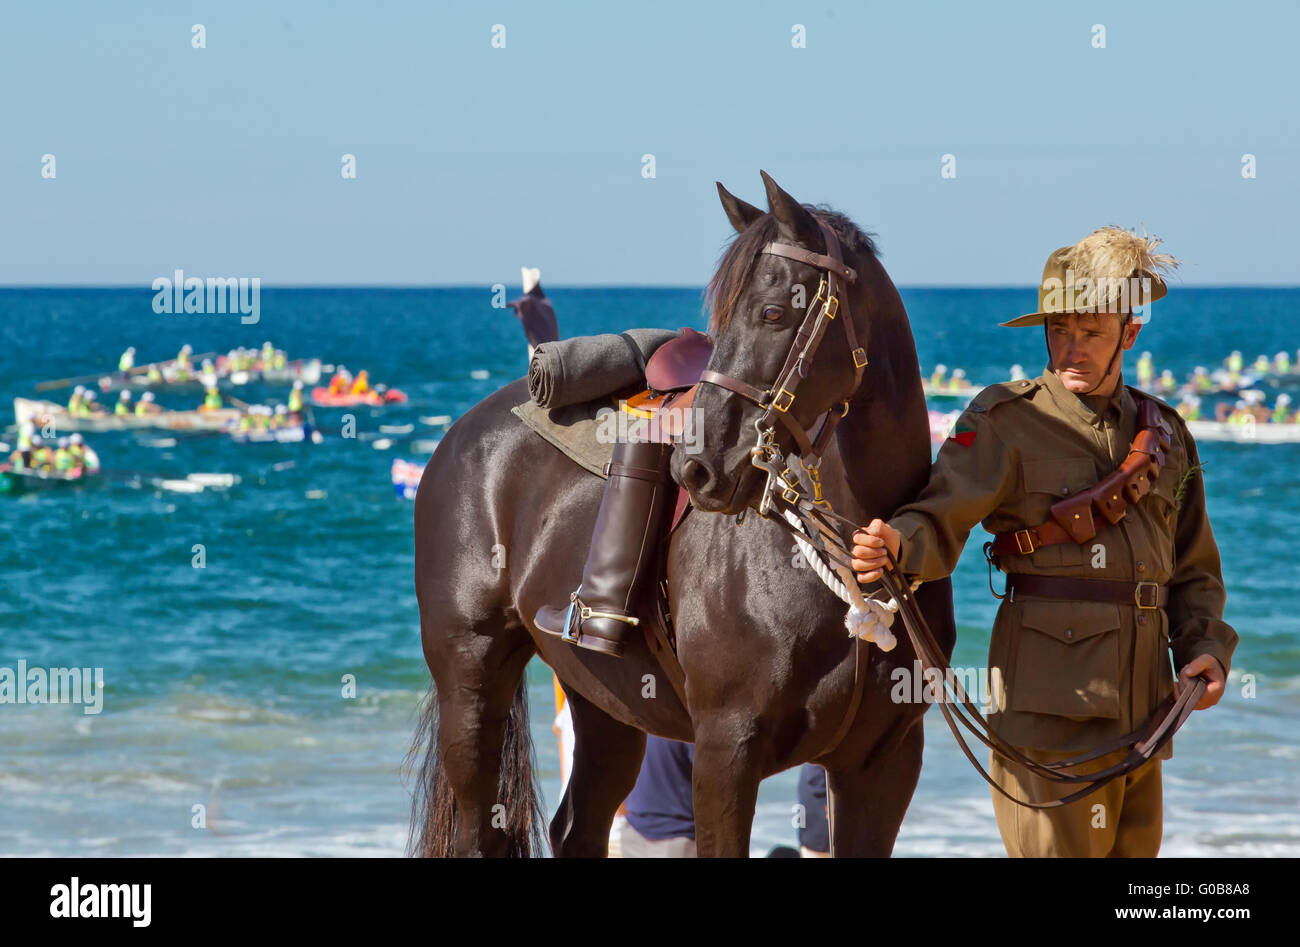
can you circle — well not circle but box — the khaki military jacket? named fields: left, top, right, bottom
left=891, top=369, right=1238, bottom=756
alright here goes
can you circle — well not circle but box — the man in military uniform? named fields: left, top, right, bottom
left=851, top=227, right=1237, bottom=857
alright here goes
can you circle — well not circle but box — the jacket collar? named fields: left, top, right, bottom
left=1039, top=365, right=1133, bottom=429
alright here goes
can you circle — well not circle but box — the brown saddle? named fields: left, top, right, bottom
left=620, top=326, right=713, bottom=444
left=645, top=326, right=713, bottom=392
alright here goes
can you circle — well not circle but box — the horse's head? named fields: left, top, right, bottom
left=674, top=171, right=878, bottom=514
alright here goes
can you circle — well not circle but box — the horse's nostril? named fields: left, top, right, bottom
left=681, top=458, right=715, bottom=495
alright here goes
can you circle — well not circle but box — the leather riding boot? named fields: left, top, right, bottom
left=535, top=438, right=674, bottom=657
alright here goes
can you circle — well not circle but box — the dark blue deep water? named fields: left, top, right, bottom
left=2, top=287, right=1296, bottom=855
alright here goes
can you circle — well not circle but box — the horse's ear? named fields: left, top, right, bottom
left=760, top=170, right=820, bottom=248
left=716, top=181, right=764, bottom=233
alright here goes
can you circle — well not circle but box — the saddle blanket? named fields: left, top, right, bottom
left=511, top=397, right=619, bottom=479
left=511, top=394, right=683, bottom=480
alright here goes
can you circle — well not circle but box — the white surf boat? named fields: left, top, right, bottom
left=14, top=398, right=241, bottom=433
left=1186, top=419, right=1300, bottom=444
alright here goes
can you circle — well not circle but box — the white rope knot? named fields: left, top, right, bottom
left=783, top=508, right=899, bottom=652
left=845, top=595, right=898, bottom=651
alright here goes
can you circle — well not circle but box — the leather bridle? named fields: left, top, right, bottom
left=697, top=218, right=868, bottom=516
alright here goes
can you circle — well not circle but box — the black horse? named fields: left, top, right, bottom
left=408, top=171, right=956, bottom=857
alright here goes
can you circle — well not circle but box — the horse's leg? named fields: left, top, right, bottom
left=824, top=716, right=925, bottom=857
left=429, top=618, right=538, bottom=857
left=549, top=686, right=646, bottom=857
left=691, top=717, right=765, bottom=858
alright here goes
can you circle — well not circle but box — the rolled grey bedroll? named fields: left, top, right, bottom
left=528, top=328, right=678, bottom=409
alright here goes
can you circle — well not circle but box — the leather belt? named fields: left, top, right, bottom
left=1006, top=574, right=1168, bottom=609
left=988, top=522, right=1074, bottom=558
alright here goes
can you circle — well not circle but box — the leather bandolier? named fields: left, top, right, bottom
left=987, top=393, right=1175, bottom=607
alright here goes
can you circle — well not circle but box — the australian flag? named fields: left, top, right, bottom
left=392, top=458, right=425, bottom=500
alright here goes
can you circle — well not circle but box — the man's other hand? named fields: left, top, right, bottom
left=1176, top=654, right=1226, bottom=710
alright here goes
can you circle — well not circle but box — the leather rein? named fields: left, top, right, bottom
left=696, top=219, right=1206, bottom=808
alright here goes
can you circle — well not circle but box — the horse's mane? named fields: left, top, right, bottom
left=704, top=205, right=878, bottom=335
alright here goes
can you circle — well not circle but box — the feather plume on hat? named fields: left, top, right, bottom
left=1001, top=226, right=1181, bottom=327
left=1060, top=226, right=1179, bottom=311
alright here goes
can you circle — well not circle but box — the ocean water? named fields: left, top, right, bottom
left=2, top=286, right=1297, bottom=857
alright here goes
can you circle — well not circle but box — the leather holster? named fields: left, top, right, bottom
left=535, top=438, right=675, bottom=657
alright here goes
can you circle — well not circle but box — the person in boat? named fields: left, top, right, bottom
left=1225, top=400, right=1253, bottom=424
left=1252, top=354, right=1271, bottom=375
left=1176, top=395, right=1202, bottom=421
left=67, top=386, right=85, bottom=416
left=53, top=437, right=73, bottom=473
left=260, top=341, right=276, bottom=368
left=118, top=347, right=136, bottom=375
left=1009, top=364, right=1026, bottom=381
left=328, top=367, right=352, bottom=396
left=29, top=435, right=52, bottom=470
left=947, top=367, right=968, bottom=392
left=350, top=370, right=371, bottom=396
left=1191, top=366, right=1213, bottom=394
left=115, top=390, right=132, bottom=416
left=288, top=380, right=304, bottom=413
left=1224, top=350, right=1243, bottom=375
left=271, top=349, right=287, bottom=370
left=1275, top=351, right=1292, bottom=376
left=135, top=391, right=161, bottom=415
left=1271, top=393, right=1292, bottom=424
left=8, top=440, right=32, bottom=471
left=1156, top=368, right=1177, bottom=396
left=199, top=359, right=217, bottom=387
left=1135, top=350, right=1154, bottom=389
left=271, top=404, right=288, bottom=429
left=175, top=344, right=193, bottom=380
left=929, top=364, right=948, bottom=388
left=16, top=421, right=35, bottom=452
left=851, top=227, right=1234, bottom=858
left=1243, top=389, right=1268, bottom=421
left=202, top=386, right=223, bottom=411
left=235, top=411, right=254, bottom=432
left=77, top=435, right=99, bottom=472
left=145, top=362, right=163, bottom=384
left=67, top=433, right=87, bottom=471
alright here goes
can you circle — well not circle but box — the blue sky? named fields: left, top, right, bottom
left=2, top=0, right=1297, bottom=286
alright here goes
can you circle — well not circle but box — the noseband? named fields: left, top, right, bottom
left=697, top=218, right=867, bottom=516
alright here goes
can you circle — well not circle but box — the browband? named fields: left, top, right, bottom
left=762, top=241, right=858, bottom=284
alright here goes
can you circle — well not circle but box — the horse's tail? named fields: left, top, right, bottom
left=405, top=678, right=547, bottom=858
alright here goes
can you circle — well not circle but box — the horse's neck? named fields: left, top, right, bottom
left=822, top=324, right=931, bottom=522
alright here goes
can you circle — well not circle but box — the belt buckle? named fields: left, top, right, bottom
left=1014, top=529, right=1035, bottom=556
left=1134, top=582, right=1159, bottom=610
left=772, top=388, right=795, bottom=413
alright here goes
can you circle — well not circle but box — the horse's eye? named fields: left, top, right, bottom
left=762, top=305, right=784, bottom=323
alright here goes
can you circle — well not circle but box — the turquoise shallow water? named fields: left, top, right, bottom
left=2, top=287, right=1297, bottom=856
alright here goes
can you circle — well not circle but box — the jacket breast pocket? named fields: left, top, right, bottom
left=1009, top=600, right=1122, bottom=719
left=1148, top=460, right=1181, bottom=526
left=1018, top=457, right=1098, bottom=568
